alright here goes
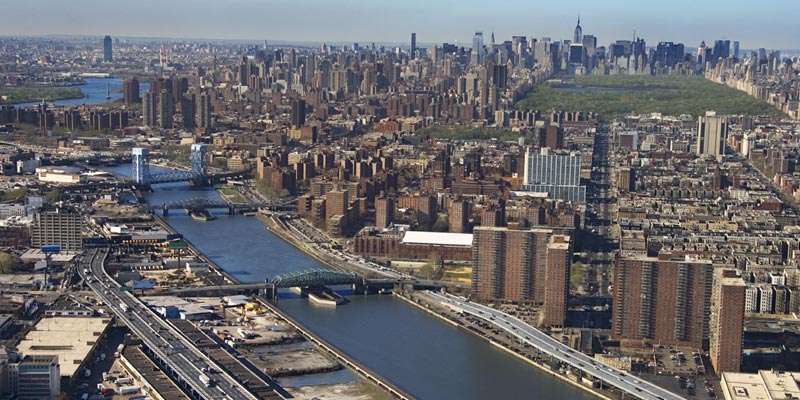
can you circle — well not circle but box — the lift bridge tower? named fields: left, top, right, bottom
left=132, top=145, right=208, bottom=185
left=190, top=144, right=207, bottom=175
left=132, top=147, right=150, bottom=184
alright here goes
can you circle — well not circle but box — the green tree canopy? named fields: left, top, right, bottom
left=0, top=252, right=19, bottom=274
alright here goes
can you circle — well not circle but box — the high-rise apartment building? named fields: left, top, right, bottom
left=196, top=91, right=212, bottom=131
left=102, top=35, right=112, bottom=62
left=543, top=235, right=571, bottom=328
left=539, top=125, right=563, bottom=149
left=181, top=93, right=196, bottom=131
left=522, top=147, right=585, bottom=202
left=375, top=196, right=394, bottom=229
left=416, top=193, right=437, bottom=230
left=612, top=255, right=713, bottom=348
left=142, top=91, right=157, bottom=127
left=122, top=78, right=140, bottom=104
left=696, top=111, right=728, bottom=162
left=449, top=198, right=470, bottom=233
left=472, top=228, right=570, bottom=328
left=710, top=269, right=746, bottom=373
left=158, top=89, right=174, bottom=129
left=31, top=207, right=82, bottom=252
left=291, top=99, right=306, bottom=129
left=326, top=189, right=349, bottom=218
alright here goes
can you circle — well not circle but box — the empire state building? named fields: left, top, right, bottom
left=574, top=15, right=583, bottom=43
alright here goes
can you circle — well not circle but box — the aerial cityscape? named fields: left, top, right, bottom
left=0, top=1, right=799, bottom=400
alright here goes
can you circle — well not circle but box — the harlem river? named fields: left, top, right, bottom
left=106, top=165, right=596, bottom=400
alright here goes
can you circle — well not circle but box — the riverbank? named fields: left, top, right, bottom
left=0, top=86, right=84, bottom=105
left=395, top=291, right=614, bottom=400
left=147, top=212, right=406, bottom=399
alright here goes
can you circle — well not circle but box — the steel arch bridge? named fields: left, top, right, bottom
left=155, top=197, right=251, bottom=210
left=269, top=269, right=362, bottom=288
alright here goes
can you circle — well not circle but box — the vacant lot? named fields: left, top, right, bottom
left=515, top=75, right=783, bottom=117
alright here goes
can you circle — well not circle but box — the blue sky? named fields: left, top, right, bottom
left=2, top=0, right=799, bottom=49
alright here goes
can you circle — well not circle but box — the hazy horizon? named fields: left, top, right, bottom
left=2, top=0, right=799, bottom=50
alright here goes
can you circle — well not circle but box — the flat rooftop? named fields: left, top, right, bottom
left=20, top=249, right=78, bottom=263
left=722, top=370, right=800, bottom=400
left=17, top=316, right=111, bottom=378
left=401, top=231, right=473, bottom=247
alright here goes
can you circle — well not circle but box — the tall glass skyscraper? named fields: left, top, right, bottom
left=473, top=32, right=484, bottom=65
left=103, top=35, right=112, bottom=62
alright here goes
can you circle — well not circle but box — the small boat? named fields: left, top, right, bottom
left=189, top=210, right=216, bottom=222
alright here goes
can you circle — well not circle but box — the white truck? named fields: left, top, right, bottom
left=115, top=377, right=133, bottom=385
left=199, top=374, right=214, bottom=387
left=119, top=303, right=129, bottom=312
left=118, top=386, right=141, bottom=395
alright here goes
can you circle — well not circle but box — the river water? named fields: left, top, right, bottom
left=14, top=78, right=149, bottom=108
left=105, top=164, right=596, bottom=400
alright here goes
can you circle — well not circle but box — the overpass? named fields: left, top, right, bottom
left=427, top=291, right=686, bottom=400
left=78, top=248, right=277, bottom=400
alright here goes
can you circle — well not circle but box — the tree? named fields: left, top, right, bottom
left=0, top=252, right=19, bottom=274
left=2, top=187, right=27, bottom=201
left=45, top=188, right=61, bottom=204
left=431, top=215, right=449, bottom=232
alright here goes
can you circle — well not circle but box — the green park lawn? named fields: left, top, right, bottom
left=515, top=74, right=783, bottom=118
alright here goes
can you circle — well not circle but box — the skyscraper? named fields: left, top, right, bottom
left=612, top=255, right=713, bottom=348
left=181, top=93, right=196, bottom=131
left=696, top=111, right=729, bottom=162
left=473, top=32, right=484, bottom=65
left=196, top=91, right=212, bottom=132
left=410, top=33, right=417, bottom=60
left=573, top=15, right=583, bottom=44
left=711, top=39, right=731, bottom=63
left=733, top=41, right=740, bottom=59
left=142, top=91, right=157, bottom=127
left=291, top=99, right=306, bottom=129
left=103, top=35, right=112, bottom=62
left=157, top=89, right=174, bottom=129
left=710, top=269, right=745, bottom=373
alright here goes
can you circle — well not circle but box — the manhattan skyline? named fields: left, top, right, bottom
left=2, top=0, right=799, bottom=50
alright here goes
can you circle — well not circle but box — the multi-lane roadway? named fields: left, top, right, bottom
left=78, top=247, right=261, bottom=400
left=427, top=290, right=685, bottom=400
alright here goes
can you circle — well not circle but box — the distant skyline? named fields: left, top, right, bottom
left=2, top=0, right=799, bottom=50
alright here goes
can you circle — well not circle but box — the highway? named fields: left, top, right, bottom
left=78, top=248, right=261, bottom=400
left=426, top=291, right=686, bottom=400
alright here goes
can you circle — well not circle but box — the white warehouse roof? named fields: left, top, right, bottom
left=401, top=231, right=473, bottom=247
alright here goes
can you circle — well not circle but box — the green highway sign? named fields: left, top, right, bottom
left=168, top=241, right=189, bottom=250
